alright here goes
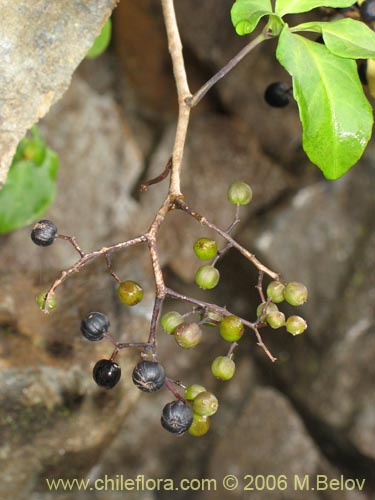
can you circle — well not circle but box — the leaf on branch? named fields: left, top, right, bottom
left=231, top=0, right=273, bottom=35
left=275, top=0, right=355, bottom=16
left=291, top=18, right=375, bottom=59
left=276, top=28, right=373, bottom=180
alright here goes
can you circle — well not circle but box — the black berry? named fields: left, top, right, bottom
left=360, top=0, right=375, bottom=22
left=161, top=400, right=194, bottom=435
left=93, top=359, right=121, bottom=389
left=80, top=312, right=110, bottom=341
left=264, top=82, right=291, bottom=108
left=132, top=361, right=166, bottom=393
left=31, top=220, right=57, bottom=247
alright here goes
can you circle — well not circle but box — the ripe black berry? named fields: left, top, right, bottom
left=360, top=0, right=375, bottom=22
left=132, top=361, right=166, bottom=393
left=31, top=220, right=57, bottom=246
left=93, top=359, right=121, bottom=389
left=264, top=82, right=291, bottom=108
left=80, top=312, right=110, bottom=341
left=161, top=400, right=194, bottom=435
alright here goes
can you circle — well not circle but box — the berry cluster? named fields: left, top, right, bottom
left=30, top=180, right=308, bottom=437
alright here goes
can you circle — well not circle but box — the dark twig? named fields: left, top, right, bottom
left=56, top=234, right=85, bottom=258
left=140, top=157, right=172, bottom=192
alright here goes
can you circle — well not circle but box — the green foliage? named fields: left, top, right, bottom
left=230, top=0, right=375, bottom=179
left=86, top=19, right=112, bottom=59
left=0, top=128, right=59, bottom=234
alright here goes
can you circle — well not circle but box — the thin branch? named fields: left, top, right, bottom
left=56, top=234, right=85, bottom=258
left=256, top=271, right=265, bottom=302
left=104, top=254, right=121, bottom=283
left=140, top=157, right=172, bottom=192
left=212, top=204, right=241, bottom=266
left=148, top=296, right=165, bottom=346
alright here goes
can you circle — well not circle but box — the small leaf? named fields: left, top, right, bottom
left=86, top=19, right=112, bottom=59
left=231, top=0, right=273, bottom=35
left=0, top=146, right=59, bottom=234
left=276, top=28, right=373, bottom=179
left=292, top=18, right=375, bottom=59
left=275, top=0, right=354, bottom=16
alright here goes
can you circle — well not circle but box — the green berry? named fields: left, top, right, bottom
left=174, top=322, right=202, bottom=348
left=193, top=391, right=219, bottom=417
left=36, top=291, right=57, bottom=312
left=227, top=181, right=253, bottom=206
left=117, top=280, right=143, bottom=306
left=188, top=413, right=211, bottom=437
left=286, top=315, right=307, bottom=335
left=256, top=301, right=278, bottom=319
left=266, top=281, right=285, bottom=304
left=211, top=356, right=236, bottom=381
left=219, top=315, right=244, bottom=342
left=184, top=384, right=206, bottom=401
left=161, top=311, right=184, bottom=334
left=22, top=140, right=47, bottom=165
left=195, top=265, right=220, bottom=290
left=283, top=282, right=308, bottom=306
left=202, top=309, right=223, bottom=327
left=193, top=238, right=218, bottom=261
left=266, top=311, right=286, bottom=329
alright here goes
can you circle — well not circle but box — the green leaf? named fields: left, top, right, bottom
left=0, top=147, right=59, bottom=234
left=292, top=18, right=375, bottom=59
left=231, top=0, right=273, bottom=35
left=275, top=0, right=354, bottom=16
left=276, top=28, right=373, bottom=179
left=86, top=19, right=112, bottom=59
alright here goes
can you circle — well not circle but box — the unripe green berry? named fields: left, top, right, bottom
left=36, top=291, right=57, bottom=312
left=174, top=322, right=203, bottom=348
left=256, top=301, right=278, bottom=319
left=286, top=315, right=307, bottom=335
left=266, top=281, right=285, bottom=304
left=211, top=356, right=236, bottom=381
left=117, top=280, right=143, bottom=306
left=219, top=315, right=244, bottom=342
left=184, top=384, right=206, bottom=401
left=227, top=181, right=253, bottom=206
left=266, top=311, right=286, bottom=329
left=195, top=265, right=220, bottom=290
left=193, top=391, right=219, bottom=417
left=283, top=282, right=308, bottom=306
left=161, top=311, right=184, bottom=334
left=193, top=238, right=218, bottom=261
left=188, top=413, right=211, bottom=437
left=23, top=140, right=46, bottom=165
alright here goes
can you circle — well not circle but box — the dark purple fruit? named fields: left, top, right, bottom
left=132, top=360, right=166, bottom=393
left=161, top=400, right=194, bottom=435
left=360, top=0, right=375, bottom=22
left=80, top=312, right=110, bottom=341
left=31, top=220, right=57, bottom=246
left=93, top=359, right=121, bottom=389
left=264, top=82, right=291, bottom=108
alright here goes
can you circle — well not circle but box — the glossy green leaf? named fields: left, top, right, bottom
left=86, top=19, right=112, bottom=59
left=276, top=28, right=373, bottom=179
left=275, top=0, right=354, bottom=16
left=291, top=18, right=375, bottom=59
left=231, top=0, right=272, bottom=35
left=0, top=146, right=59, bottom=233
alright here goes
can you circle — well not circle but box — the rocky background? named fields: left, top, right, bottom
left=0, top=1, right=374, bottom=499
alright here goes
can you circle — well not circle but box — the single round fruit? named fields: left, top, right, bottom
left=227, top=181, right=253, bottom=206
left=193, top=238, right=218, bottom=261
left=219, top=315, right=244, bottom=342
left=193, top=391, right=219, bottom=417
left=264, top=82, right=291, bottom=108
left=161, top=400, right=194, bottom=435
left=117, top=280, right=143, bottom=306
left=184, top=384, right=206, bottom=401
left=266, top=311, right=286, bottom=329
left=81, top=312, right=109, bottom=341
left=211, top=356, right=236, bottom=381
left=283, top=282, right=308, bottom=306
left=286, top=315, right=308, bottom=335
left=360, top=0, right=375, bottom=22
left=93, top=359, right=121, bottom=389
left=161, top=311, right=184, bottom=334
left=266, top=281, right=285, bottom=304
left=36, top=291, right=57, bottom=312
left=195, top=265, right=220, bottom=290
left=174, top=322, right=202, bottom=348
left=256, top=301, right=278, bottom=319
left=31, top=220, right=57, bottom=247
left=132, top=361, right=166, bottom=393
left=188, top=413, right=210, bottom=437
